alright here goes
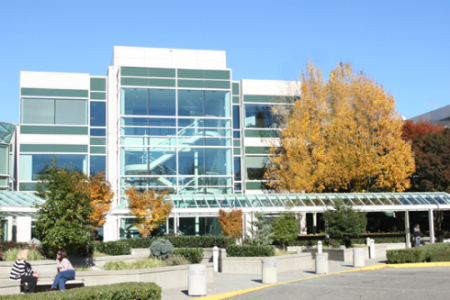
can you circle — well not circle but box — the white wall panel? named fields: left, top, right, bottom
left=20, top=72, right=90, bottom=90
left=19, top=134, right=89, bottom=144
left=241, top=80, right=300, bottom=96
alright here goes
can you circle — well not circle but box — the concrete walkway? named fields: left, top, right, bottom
left=162, top=256, right=390, bottom=300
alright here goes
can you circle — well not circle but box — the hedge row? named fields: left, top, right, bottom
left=430, top=250, right=450, bottom=262
left=173, top=248, right=204, bottom=263
left=387, top=243, right=450, bottom=264
left=227, top=245, right=275, bottom=257
left=288, top=233, right=405, bottom=246
left=93, top=236, right=235, bottom=256
left=0, top=282, right=161, bottom=300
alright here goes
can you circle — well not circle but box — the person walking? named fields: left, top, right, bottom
left=10, top=249, right=40, bottom=293
left=414, top=224, right=421, bottom=247
left=46, top=249, right=75, bottom=291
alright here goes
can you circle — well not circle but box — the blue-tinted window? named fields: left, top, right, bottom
left=233, top=106, right=240, bottom=129
left=178, top=90, right=230, bottom=117
left=19, top=154, right=87, bottom=181
left=245, top=104, right=280, bottom=128
left=90, top=128, right=106, bottom=136
left=121, top=148, right=176, bottom=176
left=90, top=156, right=106, bottom=176
left=90, top=102, right=106, bottom=127
left=234, top=157, right=241, bottom=181
left=233, top=131, right=240, bottom=138
left=121, top=88, right=175, bottom=116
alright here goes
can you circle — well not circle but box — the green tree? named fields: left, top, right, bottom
left=271, top=212, right=298, bottom=250
left=247, top=212, right=273, bottom=246
left=34, top=160, right=93, bottom=252
left=323, top=200, right=367, bottom=247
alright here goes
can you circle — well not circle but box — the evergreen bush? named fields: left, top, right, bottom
left=0, top=282, right=161, bottom=300
left=226, top=245, right=275, bottom=257
left=150, top=238, right=173, bottom=259
left=172, top=248, right=203, bottom=263
left=387, top=243, right=450, bottom=263
left=94, top=241, right=131, bottom=256
left=430, top=250, right=450, bottom=262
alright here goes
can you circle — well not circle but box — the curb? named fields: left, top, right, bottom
left=197, top=262, right=450, bottom=300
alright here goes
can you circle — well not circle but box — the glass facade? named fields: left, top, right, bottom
left=21, top=98, right=88, bottom=125
left=120, top=86, right=233, bottom=196
left=0, top=122, right=15, bottom=191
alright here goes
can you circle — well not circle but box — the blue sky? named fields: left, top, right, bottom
left=0, top=0, right=448, bottom=124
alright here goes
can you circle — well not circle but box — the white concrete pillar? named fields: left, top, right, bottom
left=405, top=211, right=411, bottom=248
left=213, top=246, right=219, bottom=272
left=102, top=215, right=115, bottom=242
left=166, top=217, right=169, bottom=235
left=16, top=217, right=31, bottom=242
left=313, top=213, right=317, bottom=234
left=428, top=209, right=435, bottom=244
left=296, top=213, right=307, bottom=235
left=174, top=214, right=178, bottom=235
left=195, top=216, right=200, bottom=236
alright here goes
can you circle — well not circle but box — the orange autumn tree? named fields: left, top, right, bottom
left=125, top=187, right=172, bottom=238
left=86, top=173, right=114, bottom=229
left=218, top=209, right=243, bottom=238
left=265, top=62, right=415, bottom=193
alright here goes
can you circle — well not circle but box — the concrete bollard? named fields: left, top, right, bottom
left=188, top=264, right=207, bottom=296
left=353, top=248, right=365, bottom=268
left=366, top=237, right=371, bottom=246
left=261, top=258, right=277, bottom=284
left=318, top=241, right=322, bottom=253
left=315, top=253, right=328, bottom=274
left=213, top=246, right=219, bottom=272
left=369, top=239, right=375, bottom=259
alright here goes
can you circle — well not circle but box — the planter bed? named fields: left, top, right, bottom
left=0, top=263, right=213, bottom=295
left=218, top=249, right=312, bottom=274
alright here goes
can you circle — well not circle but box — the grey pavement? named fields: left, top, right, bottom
left=162, top=256, right=397, bottom=300
left=228, top=267, right=450, bottom=300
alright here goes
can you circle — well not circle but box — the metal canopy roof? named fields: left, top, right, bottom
left=0, top=122, right=15, bottom=144
left=112, top=192, right=450, bottom=216
left=0, top=191, right=45, bottom=215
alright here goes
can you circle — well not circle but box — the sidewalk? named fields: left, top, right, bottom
left=162, top=256, right=389, bottom=300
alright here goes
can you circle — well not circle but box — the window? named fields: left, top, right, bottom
left=21, top=98, right=87, bottom=125
left=121, top=88, right=176, bottom=116
left=244, top=104, right=281, bottom=128
left=90, top=102, right=106, bottom=127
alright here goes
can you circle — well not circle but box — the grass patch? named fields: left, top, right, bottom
left=103, top=258, right=167, bottom=271
left=74, top=267, right=92, bottom=272
left=3, top=248, right=44, bottom=261
left=275, top=250, right=295, bottom=256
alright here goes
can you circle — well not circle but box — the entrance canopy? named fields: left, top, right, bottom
left=0, top=191, right=45, bottom=215
left=111, top=192, right=450, bottom=216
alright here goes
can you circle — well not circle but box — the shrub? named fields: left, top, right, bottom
left=165, top=255, right=190, bottom=266
left=111, top=236, right=235, bottom=249
left=430, top=250, right=450, bottom=262
left=0, top=282, right=161, bottom=300
left=173, top=248, right=203, bottom=263
left=3, top=248, right=44, bottom=261
left=387, top=243, right=450, bottom=264
left=103, top=258, right=167, bottom=270
left=150, top=239, right=174, bottom=259
left=227, top=245, right=275, bottom=257
left=103, top=260, right=129, bottom=271
left=0, top=241, right=26, bottom=257
left=94, top=241, right=131, bottom=256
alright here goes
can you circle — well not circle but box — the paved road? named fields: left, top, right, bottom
left=227, top=267, right=450, bottom=300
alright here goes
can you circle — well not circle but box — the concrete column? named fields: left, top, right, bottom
left=166, top=217, right=169, bottom=235
left=428, top=209, right=435, bottom=244
left=174, top=214, right=178, bottom=235
left=405, top=211, right=411, bottom=248
left=296, top=213, right=307, bottom=235
left=313, top=213, right=317, bottom=234
left=16, top=216, right=31, bottom=241
left=195, top=216, right=200, bottom=236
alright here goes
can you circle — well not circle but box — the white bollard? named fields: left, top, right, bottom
left=315, top=253, right=328, bottom=274
left=213, top=246, right=219, bottom=272
left=369, top=239, right=375, bottom=259
left=366, top=237, right=371, bottom=246
left=353, top=248, right=365, bottom=268
left=261, top=258, right=277, bottom=284
left=318, top=241, right=322, bottom=253
left=188, top=264, right=207, bottom=296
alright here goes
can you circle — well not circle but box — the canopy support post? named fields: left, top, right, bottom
left=405, top=211, right=411, bottom=248
left=429, top=209, right=435, bottom=244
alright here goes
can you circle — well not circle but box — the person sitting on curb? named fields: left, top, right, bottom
left=414, top=224, right=421, bottom=247
left=10, top=249, right=40, bottom=293
left=46, top=249, right=75, bottom=291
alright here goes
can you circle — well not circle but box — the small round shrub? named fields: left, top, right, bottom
left=165, top=255, right=190, bottom=266
left=149, top=238, right=174, bottom=259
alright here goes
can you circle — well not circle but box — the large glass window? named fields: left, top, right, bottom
left=246, top=156, right=270, bottom=180
left=19, top=154, right=87, bottom=181
left=234, top=157, right=241, bottom=181
left=177, top=148, right=231, bottom=176
left=90, top=102, right=106, bottom=127
left=233, top=106, right=240, bottom=129
left=244, top=104, right=280, bottom=128
left=121, top=88, right=176, bottom=116
left=90, top=156, right=106, bottom=176
left=0, top=145, right=8, bottom=174
left=178, top=90, right=230, bottom=117
left=21, top=98, right=87, bottom=125
left=121, top=148, right=176, bottom=176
